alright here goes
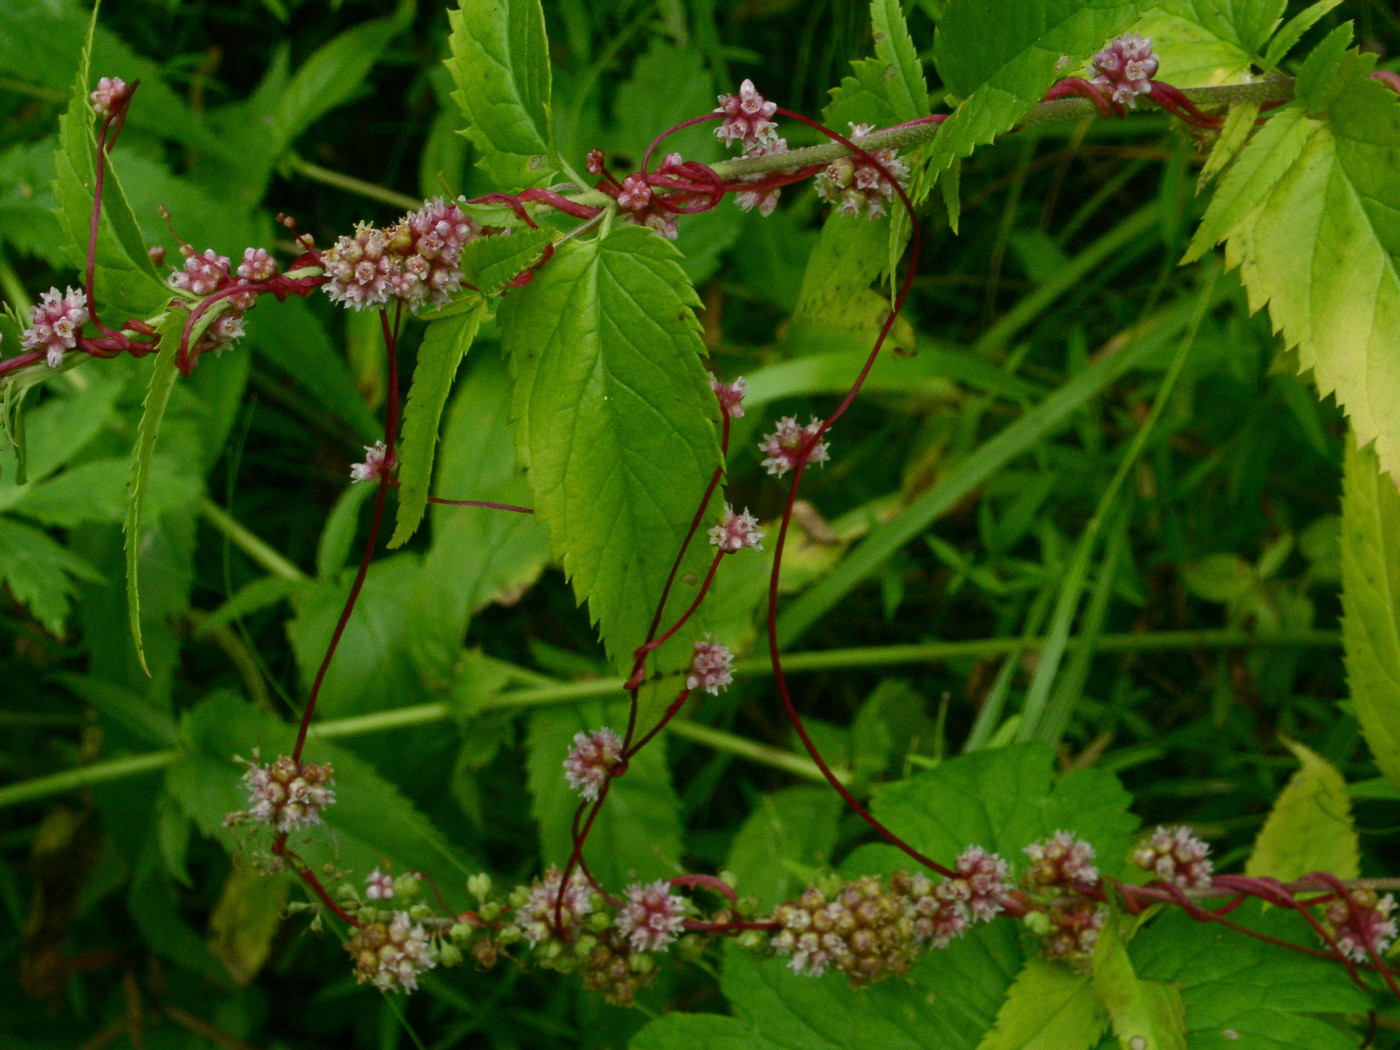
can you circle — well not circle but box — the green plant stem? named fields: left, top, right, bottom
left=283, top=152, right=421, bottom=212
left=0, top=628, right=1336, bottom=810
left=198, top=496, right=308, bottom=582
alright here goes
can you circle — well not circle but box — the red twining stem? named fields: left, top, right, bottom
left=291, top=306, right=403, bottom=763
left=272, top=840, right=362, bottom=926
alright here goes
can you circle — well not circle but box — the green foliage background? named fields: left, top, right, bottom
left=3, top=0, right=1400, bottom=1047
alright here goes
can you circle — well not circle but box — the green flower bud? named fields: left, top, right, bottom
left=467, top=873, right=493, bottom=901
left=438, top=942, right=464, bottom=967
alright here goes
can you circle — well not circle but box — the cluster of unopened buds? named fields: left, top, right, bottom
left=225, top=753, right=336, bottom=835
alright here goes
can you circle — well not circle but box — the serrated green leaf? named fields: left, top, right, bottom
left=124, top=335, right=182, bottom=674
left=0, top=517, right=102, bottom=634
left=1292, top=24, right=1353, bottom=110
left=1261, top=0, right=1343, bottom=70
left=1091, top=918, right=1187, bottom=1050
left=1342, top=436, right=1400, bottom=792
left=389, top=304, right=485, bottom=548
left=526, top=700, right=682, bottom=885
left=1130, top=902, right=1370, bottom=1049
left=844, top=743, right=1138, bottom=878
left=458, top=228, right=554, bottom=296
left=498, top=225, right=722, bottom=681
left=870, top=0, right=930, bottom=122
left=1182, top=107, right=1310, bottom=263
left=726, top=787, right=842, bottom=910
left=1246, top=737, right=1358, bottom=880
left=928, top=1, right=1143, bottom=178
left=446, top=0, right=555, bottom=190
left=978, top=958, right=1106, bottom=1050
left=1197, top=101, right=1260, bottom=190
left=1192, top=48, right=1400, bottom=482
left=1151, top=0, right=1285, bottom=57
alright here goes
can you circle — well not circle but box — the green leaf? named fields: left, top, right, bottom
left=446, top=0, right=555, bottom=190
left=526, top=700, right=682, bottom=885
left=1197, top=101, right=1260, bottom=190
left=977, top=959, right=1105, bottom=1050
left=269, top=16, right=404, bottom=155
left=1260, top=0, right=1344, bottom=70
left=928, top=0, right=1143, bottom=178
left=1342, top=435, right=1400, bottom=792
left=1091, top=918, right=1187, bottom=1050
left=498, top=225, right=722, bottom=679
left=870, top=0, right=930, bottom=122
left=1130, top=902, right=1370, bottom=1049
left=725, top=787, right=842, bottom=910
left=0, top=517, right=102, bottom=634
left=1151, top=0, right=1284, bottom=56
left=124, top=336, right=182, bottom=674
left=1245, top=740, right=1359, bottom=881
left=1190, top=46, right=1400, bottom=481
left=843, top=743, right=1138, bottom=882
left=389, top=304, right=485, bottom=548
left=638, top=929, right=1021, bottom=1050
left=458, top=228, right=553, bottom=296
left=422, top=352, right=550, bottom=630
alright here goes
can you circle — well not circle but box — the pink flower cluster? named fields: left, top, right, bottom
left=1090, top=33, right=1159, bottom=107
left=714, top=80, right=791, bottom=216
left=772, top=875, right=923, bottom=984
left=89, top=76, right=130, bottom=118
left=346, top=911, right=437, bottom=992
left=708, top=505, right=764, bottom=554
left=230, top=754, right=336, bottom=833
left=1131, top=825, right=1213, bottom=890
left=709, top=373, right=747, bottom=419
left=21, top=287, right=89, bottom=367
left=1321, top=888, right=1398, bottom=963
left=167, top=245, right=279, bottom=357
left=563, top=727, right=624, bottom=801
left=899, top=847, right=1011, bottom=950
left=321, top=197, right=480, bottom=311
left=814, top=124, right=910, bottom=220
left=1023, top=831, right=1099, bottom=894
left=350, top=440, right=396, bottom=484
left=686, top=637, right=734, bottom=694
left=615, top=880, right=688, bottom=952
left=513, top=867, right=595, bottom=945
left=759, top=416, right=830, bottom=477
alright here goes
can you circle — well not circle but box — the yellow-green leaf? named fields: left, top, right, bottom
left=1341, top=433, right=1400, bottom=792
left=977, top=957, right=1107, bottom=1050
left=1091, top=917, right=1187, bottom=1050
left=1245, top=738, right=1358, bottom=881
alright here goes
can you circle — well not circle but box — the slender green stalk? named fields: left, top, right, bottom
left=198, top=496, right=308, bottom=582
left=0, top=627, right=1337, bottom=810
left=665, top=720, right=852, bottom=786
left=283, top=153, right=421, bottom=211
